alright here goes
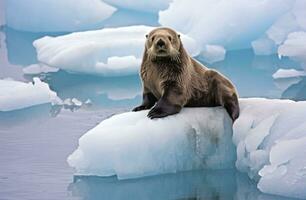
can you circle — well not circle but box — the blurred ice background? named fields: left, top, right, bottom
left=1, top=0, right=306, bottom=199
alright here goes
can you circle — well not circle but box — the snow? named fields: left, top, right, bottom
left=22, top=64, right=59, bottom=75
left=0, top=78, right=60, bottom=112
left=200, top=45, right=226, bottom=64
left=67, top=107, right=236, bottom=179
left=103, top=0, right=171, bottom=13
left=159, top=0, right=293, bottom=50
left=233, top=98, right=306, bottom=199
left=272, top=68, right=306, bottom=79
left=34, top=26, right=201, bottom=76
left=5, top=0, right=116, bottom=32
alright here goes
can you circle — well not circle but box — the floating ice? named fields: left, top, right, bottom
left=5, top=0, right=116, bottom=32
left=233, top=98, right=306, bottom=199
left=278, top=32, right=306, bottom=68
left=22, top=64, right=59, bottom=75
left=159, top=0, right=293, bottom=50
left=272, top=68, right=306, bottom=79
left=67, top=107, right=235, bottom=179
left=34, top=26, right=201, bottom=76
left=251, top=36, right=277, bottom=56
left=103, top=0, right=171, bottom=13
left=200, top=45, right=226, bottom=64
left=0, top=78, right=60, bottom=111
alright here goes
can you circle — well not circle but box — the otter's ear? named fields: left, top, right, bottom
left=145, top=34, right=148, bottom=38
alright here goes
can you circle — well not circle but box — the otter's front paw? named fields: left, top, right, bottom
left=147, top=106, right=169, bottom=119
left=132, top=105, right=148, bottom=112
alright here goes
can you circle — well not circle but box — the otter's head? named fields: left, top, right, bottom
left=145, top=27, right=181, bottom=62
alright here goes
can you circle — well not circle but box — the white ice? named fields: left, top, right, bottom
left=67, top=107, right=236, bottom=179
left=278, top=32, right=306, bottom=69
left=68, top=98, right=306, bottom=199
left=272, top=68, right=306, bottom=79
left=22, top=64, right=59, bottom=75
left=233, top=98, right=306, bottom=199
left=34, top=26, right=201, bottom=76
left=5, top=0, right=116, bottom=32
left=0, top=78, right=60, bottom=111
left=103, top=0, right=171, bottom=13
left=251, top=36, right=277, bottom=56
left=159, top=0, right=293, bottom=50
left=200, top=45, right=226, bottom=64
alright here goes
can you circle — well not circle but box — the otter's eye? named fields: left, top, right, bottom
left=168, top=36, right=172, bottom=41
left=151, top=36, right=155, bottom=42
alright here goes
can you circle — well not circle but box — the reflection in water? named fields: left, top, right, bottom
left=281, top=77, right=306, bottom=100
left=69, top=170, right=296, bottom=200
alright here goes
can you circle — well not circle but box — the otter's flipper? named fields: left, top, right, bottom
left=132, top=92, right=157, bottom=112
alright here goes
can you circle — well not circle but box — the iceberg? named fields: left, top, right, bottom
left=5, top=0, right=116, bottom=32
left=251, top=36, right=277, bottom=56
left=278, top=32, right=306, bottom=68
left=234, top=98, right=306, bottom=199
left=0, top=78, right=60, bottom=111
left=22, top=64, right=59, bottom=75
left=68, top=98, right=306, bottom=199
left=103, top=0, right=171, bottom=13
left=34, top=26, right=201, bottom=76
left=200, top=45, right=226, bottom=64
left=272, top=68, right=306, bottom=79
left=159, top=0, right=293, bottom=50
left=67, top=107, right=236, bottom=179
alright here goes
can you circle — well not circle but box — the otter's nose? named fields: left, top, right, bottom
left=156, top=39, right=165, bottom=48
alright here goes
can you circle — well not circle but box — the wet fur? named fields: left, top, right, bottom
left=133, top=27, right=239, bottom=122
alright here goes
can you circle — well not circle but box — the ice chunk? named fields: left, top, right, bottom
left=251, top=36, right=277, bottom=56
left=34, top=26, right=201, bottom=76
left=200, top=45, right=226, bottom=64
left=278, top=32, right=306, bottom=68
left=0, top=78, right=60, bottom=111
left=272, top=68, right=306, bottom=79
left=5, top=0, right=116, bottom=32
left=103, top=0, right=171, bottom=13
left=67, top=107, right=235, bottom=179
left=159, top=0, right=293, bottom=50
left=22, top=64, right=59, bottom=75
left=234, top=98, right=306, bottom=199
left=258, top=137, right=306, bottom=199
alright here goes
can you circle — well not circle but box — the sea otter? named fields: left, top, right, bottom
left=132, top=27, right=239, bottom=122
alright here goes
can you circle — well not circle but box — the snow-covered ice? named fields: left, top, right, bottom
left=103, top=0, right=171, bottom=13
left=0, top=78, right=60, bottom=111
left=233, top=98, right=306, bottom=199
left=22, top=64, right=59, bottom=75
left=5, top=0, right=116, bottom=32
left=67, top=107, right=236, bottom=179
left=34, top=26, right=201, bottom=76
left=200, top=45, right=226, bottom=64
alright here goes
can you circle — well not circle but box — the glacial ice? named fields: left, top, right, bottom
left=234, top=98, right=306, bottom=199
left=278, top=32, right=306, bottom=68
left=103, top=0, right=171, bottom=13
left=23, top=64, right=59, bottom=75
left=34, top=26, right=201, bottom=76
left=67, top=107, right=236, bottom=179
left=69, top=98, right=306, bottom=199
left=0, top=78, right=60, bottom=111
left=272, top=68, right=306, bottom=79
left=5, top=0, right=116, bottom=32
left=159, top=0, right=293, bottom=50
left=200, top=45, right=226, bottom=64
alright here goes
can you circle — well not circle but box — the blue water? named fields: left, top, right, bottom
left=0, top=26, right=303, bottom=200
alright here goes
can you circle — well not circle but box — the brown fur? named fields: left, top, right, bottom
left=133, top=27, right=240, bottom=121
